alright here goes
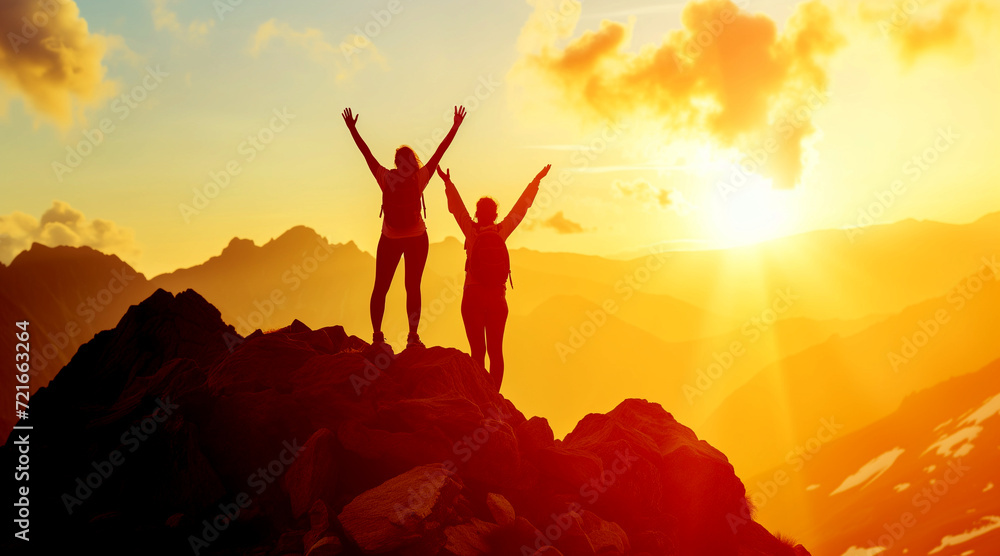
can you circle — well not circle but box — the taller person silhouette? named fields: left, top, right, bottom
left=343, top=106, right=467, bottom=350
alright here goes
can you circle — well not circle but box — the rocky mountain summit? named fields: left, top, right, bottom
left=3, top=289, right=808, bottom=555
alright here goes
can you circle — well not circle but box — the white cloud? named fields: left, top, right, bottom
left=250, top=19, right=385, bottom=82
left=0, top=201, right=140, bottom=265
left=151, top=0, right=215, bottom=41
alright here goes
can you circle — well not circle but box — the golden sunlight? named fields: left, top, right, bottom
left=709, top=171, right=792, bottom=246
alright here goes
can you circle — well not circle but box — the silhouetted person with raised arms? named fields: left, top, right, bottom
left=437, top=164, right=551, bottom=390
left=343, top=106, right=466, bottom=350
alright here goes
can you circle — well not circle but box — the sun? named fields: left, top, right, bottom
left=708, top=172, right=793, bottom=247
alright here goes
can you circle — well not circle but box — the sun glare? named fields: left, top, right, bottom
left=709, top=173, right=792, bottom=247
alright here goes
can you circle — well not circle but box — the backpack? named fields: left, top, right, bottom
left=380, top=170, right=425, bottom=229
left=468, top=224, right=513, bottom=289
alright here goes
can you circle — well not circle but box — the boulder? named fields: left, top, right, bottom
left=304, top=499, right=333, bottom=550
left=578, top=510, right=629, bottom=555
left=486, top=493, right=516, bottom=526
left=285, top=428, right=339, bottom=517
left=337, top=463, right=463, bottom=553
left=306, top=535, right=343, bottom=556
left=443, top=518, right=501, bottom=556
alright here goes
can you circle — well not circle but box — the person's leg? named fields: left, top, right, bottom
left=484, top=292, right=509, bottom=390
left=371, top=235, right=404, bottom=339
left=461, top=288, right=487, bottom=370
left=402, top=232, right=429, bottom=339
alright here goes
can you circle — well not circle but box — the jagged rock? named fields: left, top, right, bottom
left=285, top=428, right=339, bottom=517
left=443, top=518, right=501, bottom=556
left=304, top=500, right=333, bottom=550
left=562, top=399, right=747, bottom=555
left=535, top=444, right=604, bottom=489
left=306, top=535, right=343, bottom=556
left=554, top=512, right=596, bottom=556
left=516, top=417, right=556, bottom=454
left=486, top=493, right=516, bottom=526
left=337, top=463, right=463, bottom=553
left=462, top=417, right=521, bottom=488
left=511, top=516, right=547, bottom=553
left=578, top=510, right=629, bottom=555
left=274, top=530, right=304, bottom=554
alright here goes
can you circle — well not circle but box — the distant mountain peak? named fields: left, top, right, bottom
left=220, top=236, right=256, bottom=257
left=11, top=242, right=106, bottom=266
left=270, top=225, right=324, bottom=247
left=5, top=243, right=142, bottom=284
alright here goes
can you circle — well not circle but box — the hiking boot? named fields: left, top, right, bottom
left=363, top=331, right=395, bottom=363
left=406, top=333, right=425, bottom=350
left=372, top=331, right=393, bottom=350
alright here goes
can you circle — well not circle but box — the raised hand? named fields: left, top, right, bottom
left=342, top=108, right=358, bottom=129
left=437, top=166, right=453, bottom=185
left=453, top=106, right=467, bottom=127
left=533, top=164, right=552, bottom=184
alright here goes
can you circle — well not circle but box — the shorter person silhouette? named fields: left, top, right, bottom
left=437, top=164, right=551, bottom=390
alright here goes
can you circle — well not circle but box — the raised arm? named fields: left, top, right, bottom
left=438, top=167, right=473, bottom=236
left=424, top=106, right=466, bottom=173
left=342, top=108, right=382, bottom=178
left=500, top=164, right=551, bottom=236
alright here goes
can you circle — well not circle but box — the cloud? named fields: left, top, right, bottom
left=0, top=0, right=122, bottom=127
left=856, top=0, right=996, bottom=65
left=540, top=211, right=585, bottom=234
left=509, top=0, right=845, bottom=189
left=250, top=19, right=385, bottom=81
left=0, top=201, right=140, bottom=264
left=151, top=0, right=215, bottom=41
left=515, top=0, right=583, bottom=54
left=613, top=179, right=696, bottom=215
left=614, top=179, right=673, bottom=208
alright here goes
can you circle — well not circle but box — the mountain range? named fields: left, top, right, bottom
left=2, top=213, right=998, bottom=552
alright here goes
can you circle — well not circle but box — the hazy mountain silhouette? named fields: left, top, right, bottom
left=700, top=265, right=1000, bottom=476
left=513, top=212, right=1000, bottom=321
left=747, top=358, right=1000, bottom=555
left=1, top=289, right=810, bottom=556
left=149, top=227, right=377, bottom=335
left=503, top=294, right=883, bottom=438
left=0, top=244, right=155, bottom=439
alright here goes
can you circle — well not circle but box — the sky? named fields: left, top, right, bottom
left=2, top=0, right=999, bottom=276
